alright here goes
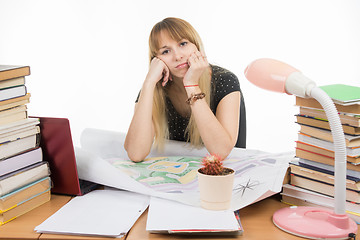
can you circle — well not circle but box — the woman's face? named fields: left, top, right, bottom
left=156, top=31, right=198, bottom=79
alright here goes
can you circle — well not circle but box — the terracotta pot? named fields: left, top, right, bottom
left=197, top=167, right=235, bottom=210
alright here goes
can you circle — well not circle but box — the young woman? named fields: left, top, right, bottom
left=124, top=17, right=246, bottom=162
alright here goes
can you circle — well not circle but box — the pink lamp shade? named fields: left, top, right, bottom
left=244, top=58, right=298, bottom=94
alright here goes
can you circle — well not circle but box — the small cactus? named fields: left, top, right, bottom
left=200, top=154, right=224, bottom=175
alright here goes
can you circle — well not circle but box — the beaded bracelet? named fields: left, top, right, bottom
left=186, top=93, right=206, bottom=105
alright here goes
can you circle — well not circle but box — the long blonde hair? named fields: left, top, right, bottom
left=148, top=17, right=212, bottom=150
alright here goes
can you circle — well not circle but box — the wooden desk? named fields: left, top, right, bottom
left=0, top=194, right=124, bottom=240
left=1, top=194, right=359, bottom=240
left=0, top=194, right=71, bottom=240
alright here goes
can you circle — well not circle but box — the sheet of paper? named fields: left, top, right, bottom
left=146, top=197, right=240, bottom=232
left=35, top=189, right=149, bottom=237
left=76, top=128, right=294, bottom=210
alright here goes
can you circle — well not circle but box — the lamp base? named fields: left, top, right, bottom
left=273, top=206, right=358, bottom=239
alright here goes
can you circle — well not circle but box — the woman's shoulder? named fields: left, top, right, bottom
left=210, top=64, right=240, bottom=87
left=210, top=64, right=240, bottom=105
left=211, top=65, right=239, bottom=81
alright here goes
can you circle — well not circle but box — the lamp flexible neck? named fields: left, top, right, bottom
left=310, top=87, right=347, bottom=215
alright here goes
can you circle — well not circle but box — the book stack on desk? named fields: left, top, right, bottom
left=0, top=65, right=51, bottom=226
left=281, top=84, right=360, bottom=223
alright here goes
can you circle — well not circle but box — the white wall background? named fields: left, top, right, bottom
left=1, top=0, right=359, bottom=153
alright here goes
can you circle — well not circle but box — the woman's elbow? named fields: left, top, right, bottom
left=218, top=147, right=233, bottom=160
left=209, top=143, right=233, bottom=160
left=124, top=140, right=152, bottom=162
left=124, top=145, right=149, bottom=162
left=218, top=139, right=237, bottom=160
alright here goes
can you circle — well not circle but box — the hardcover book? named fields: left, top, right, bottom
left=289, top=163, right=359, bottom=191
left=0, top=77, right=25, bottom=90
left=0, top=85, right=27, bottom=102
left=296, top=141, right=359, bottom=165
left=0, top=105, right=28, bottom=126
left=296, top=115, right=360, bottom=136
left=319, top=84, right=360, bottom=105
left=0, top=190, right=50, bottom=225
left=0, top=65, right=30, bottom=82
left=0, top=161, right=50, bottom=197
left=0, top=147, right=43, bottom=176
left=298, top=133, right=360, bottom=157
left=296, top=97, right=360, bottom=114
left=300, top=125, right=360, bottom=148
left=299, top=107, right=360, bottom=127
left=0, top=125, right=40, bottom=145
left=0, top=177, right=51, bottom=212
left=297, top=158, right=359, bottom=181
left=281, top=184, right=360, bottom=214
left=0, top=117, right=39, bottom=135
left=296, top=148, right=360, bottom=172
left=290, top=173, right=360, bottom=203
left=0, top=93, right=31, bottom=111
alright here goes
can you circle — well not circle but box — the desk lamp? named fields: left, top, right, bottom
left=244, top=58, right=358, bottom=239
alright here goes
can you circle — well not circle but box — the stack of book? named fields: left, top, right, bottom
left=281, top=84, right=360, bottom=223
left=0, top=65, right=51, bottom=225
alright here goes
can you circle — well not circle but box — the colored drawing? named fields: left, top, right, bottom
left=106, top=153, right=283, bottom=195
left=109, top=156, right=201, bottom=192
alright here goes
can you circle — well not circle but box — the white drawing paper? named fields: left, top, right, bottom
left=75, top=128, right=294, bottom=210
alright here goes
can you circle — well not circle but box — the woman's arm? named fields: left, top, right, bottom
left=187, top=88, right=240, bottom=159
left=184, top=52, right=240, bottom=159
left=124, top=81, right=156, bottom=162
left=124, top=58, right=170, bottom=162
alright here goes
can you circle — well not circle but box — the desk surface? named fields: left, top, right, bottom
left=0, top=194, right=120, bottom=240
left=0, top=194, right=358, bottom=240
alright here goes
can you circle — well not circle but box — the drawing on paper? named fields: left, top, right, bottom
left=106, top=154, right=281, bottom=194
left=108, top=156, right=201, bottom=192
left=233, top=179, right=261, bottom=197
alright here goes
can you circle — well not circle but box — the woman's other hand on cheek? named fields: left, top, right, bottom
left=183, top=51, right=208, bottom=86
left=146, top=57, right=172, bottom=87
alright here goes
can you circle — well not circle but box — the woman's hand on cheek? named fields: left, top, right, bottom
left=183, top=51, right=208, bottom=86
left=146, top=57, right=172, bottom=87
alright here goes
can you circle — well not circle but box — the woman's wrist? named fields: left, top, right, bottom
left=185, top=85, right=201, bottom=97
left=184, top=84, right=199, bottom=88
left=143, top=77, right=158, bottom=89
left=186, top=92, right=206, bottom=105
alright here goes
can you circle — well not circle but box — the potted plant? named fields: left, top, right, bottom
left=197, top=154, right=235, bottom=210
